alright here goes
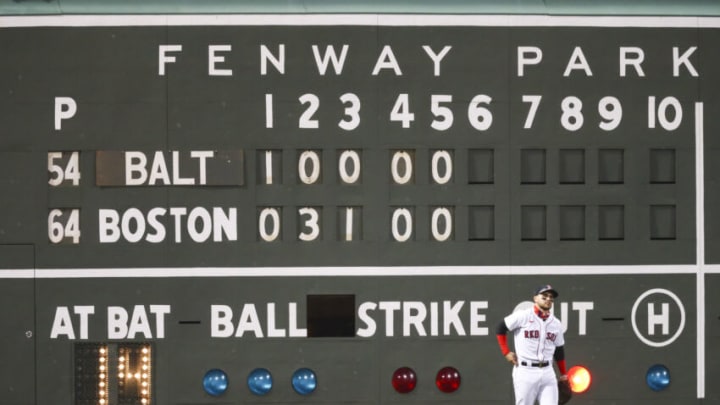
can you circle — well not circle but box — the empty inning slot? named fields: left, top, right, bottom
left=469, top=205, right=495, bottom=241
left=649, top=149, right=676, bottom=184
left=559, top=205, right=586, bottom=240
left=521, top=149, right=546, bottom=184
left=559, top=149, right=585, bottom=184
left=598, top=205, right=625, bottom=240
left=650, top=205, right=676, bottom=240
left=468, top=149, right=494, bottom=184
left=521, top=205, right=547, bottom=241
left=598, top=149, right=624, bottom=184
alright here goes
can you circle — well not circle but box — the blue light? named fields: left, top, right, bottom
left=291, top=368, right=317, bottom=395
left=247, top=368, right=273, bottom=395
left=203, top=369, right=229, bottom=397
left=646, top=364, right=670, bottom=392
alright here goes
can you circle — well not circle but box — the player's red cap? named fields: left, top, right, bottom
left=534, top=285, right=559, bottom=298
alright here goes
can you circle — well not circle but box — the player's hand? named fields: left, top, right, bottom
left=558, top=374, right=568, bottom=382
left=505, top=352, right=518, bottom=366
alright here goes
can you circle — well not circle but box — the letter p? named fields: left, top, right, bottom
left=517, top=46, right=542, bottom=77
left=54, top=97, right=77, bottom=130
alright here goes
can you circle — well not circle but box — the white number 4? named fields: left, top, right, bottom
left=390, top=94, right=415, bottom=128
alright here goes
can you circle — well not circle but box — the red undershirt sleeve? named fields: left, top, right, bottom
left=496, top=321, right=511, bottom=356
left=554, top=346, right=567, bottom=374
left=496, top=333, right=510, bottom=356
left=556, top=359, right=567, bottom=375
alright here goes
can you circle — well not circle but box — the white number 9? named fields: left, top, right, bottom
left=598, top=96, right=622, bottom=131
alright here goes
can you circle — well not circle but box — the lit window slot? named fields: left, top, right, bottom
left=141, top=345, right=152, bottom=405
left=118, top=343, right=153, bottom=405
left=97, top=346, right=108, bottom=405
left=75, top=342, right=153, bottom=405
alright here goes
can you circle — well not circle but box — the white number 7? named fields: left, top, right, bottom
left=522, top=95, right=542, bottom=129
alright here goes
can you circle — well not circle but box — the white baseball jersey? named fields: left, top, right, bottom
left=504, top=307, right=564, bottom=363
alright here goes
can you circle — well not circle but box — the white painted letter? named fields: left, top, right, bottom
left=261, top=45, right=285, bottom=75
left=563, top=47, right=593, bottom=77
left=673, top=46, right=698, bottom=77
left=620, top=47, right=645, bottom=77
left=517, top=46, right=542, bottom=77
left=372, top=46, right=402, bottom=76
left=469, top=301, right=488, bottom=336
left=648, top=302, right=670, bottom=335
left=422, top=45, right=452, bottom=76
left=312, top=45, right=348, bottom=75
left=50, top=307, right=75, bottom=339
left=107, top=306, right=129, bottom=339
left=209, top=45, right=233, bottom=76
left=54, top=97, right=77, bottom=130
left=356, top=302, right=377, bottom=337
left=211, top=305, right=234, bottom=338
left=158, top=44, right=182, bottom=75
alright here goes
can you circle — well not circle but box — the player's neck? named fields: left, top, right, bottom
left=533, top=304, right=550, bottom=319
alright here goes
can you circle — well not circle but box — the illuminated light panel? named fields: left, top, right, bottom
left=98, top=346, right=109, bottom=404
left=291, top=368, right=317, bottom=395
left=646, top=364, right=671, bottom=391
left=435, top=366, right=461, bottom=393
left=74, top=343, right=111, bottom=405
left=203, top=369, right=229, bottom=397
left=247, top=368, right=273, bottom=395
left=118, top=343, right=153, bottom=405
left=567, top=366, right=591, bottom=393
left=391, top=367, right=417, bottom=394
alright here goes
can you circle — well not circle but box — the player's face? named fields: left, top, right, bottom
left=534, top=292, right=555, bottom=310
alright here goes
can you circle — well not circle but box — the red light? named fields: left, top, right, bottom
left=567, top=366, right=591, bottom=393
left=391, top=367, right=417, bottom=393
left=435, top=366, right=461, bottom=393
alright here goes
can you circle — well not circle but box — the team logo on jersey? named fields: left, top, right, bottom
left=523, top=331, right=558, bottom=341
left=524, top=330, right=540, bottom=339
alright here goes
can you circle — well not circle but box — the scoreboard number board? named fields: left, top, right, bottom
left=2, top=13, right=720, bottom=405
left=1, top=18, right=705, bottom=267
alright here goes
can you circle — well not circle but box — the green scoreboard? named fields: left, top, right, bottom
left=0, top=14, right=718, bottom=405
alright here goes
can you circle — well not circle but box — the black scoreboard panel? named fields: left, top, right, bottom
left=1, top=16, right=718, bottom=405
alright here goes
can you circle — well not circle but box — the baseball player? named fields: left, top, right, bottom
left=496, top=285, right=568, bottom=405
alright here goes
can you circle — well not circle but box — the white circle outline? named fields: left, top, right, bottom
left=631, top=288, right=686, bottom=347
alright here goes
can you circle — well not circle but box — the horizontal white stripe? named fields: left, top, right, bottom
left=0, top=265, right=692, bottom=278
left=0, top=269, right=34, bottom=278
left=0, top=14, right=712, bottom=28
left=703, top=264, right=720, bottom=273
